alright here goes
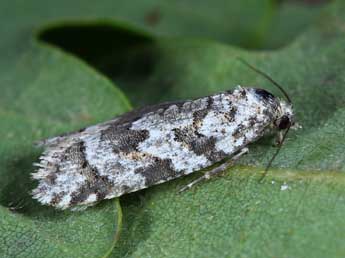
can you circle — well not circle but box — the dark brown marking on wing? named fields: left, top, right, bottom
left=224, top=106, right=237, bottom=122
left=70, top=174, right=113, bottom=205
left=232, top=124, right=246, bottom=139
left=101, top=125, right=150, bottom=154
left=50, top=191, right=65, bottom=205
left=173, top=127, right=227, bottom=162
left=57, top=141, right=114, bottom=206
left=192, top=96, right=213, bottom=124
left=114, top=100, right=186, bottom=125
left=134, top=158, right=178, bottom=186
left=45, top=173, right=57, bottom=185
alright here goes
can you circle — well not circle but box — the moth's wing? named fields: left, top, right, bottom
left=32, top=100, right=187, bottom=210
left=36, top=100, right=186, bottom=147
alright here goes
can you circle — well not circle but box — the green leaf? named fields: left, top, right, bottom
left=0, top=0, right=342, bottom=258
left=0, top=201, right=122, bottom=258
left=37, top=0, right=327, bottom=107
left=114, top=168, right=345, bottom=258
left=0, top=11, right=130, bottom=258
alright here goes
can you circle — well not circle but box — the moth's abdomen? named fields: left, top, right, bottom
left=32, top=86, right=278, bottom=210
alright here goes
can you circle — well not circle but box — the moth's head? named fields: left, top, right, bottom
left=237, top=58, right=295, bottom=179
left=275, top=100, right=294, bottom=131
left=251, top=88, right=294, bottom=131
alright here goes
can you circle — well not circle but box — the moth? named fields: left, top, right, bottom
left=32, top=60, right=294, bottom=210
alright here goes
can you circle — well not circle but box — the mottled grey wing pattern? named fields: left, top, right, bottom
left=32, top=99, right=214, bottom=209
left=37, top=100, right=187, bottom=148
left=32, top=87, right=279, bottom=209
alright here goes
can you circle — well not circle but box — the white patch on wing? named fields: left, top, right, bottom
left=131, top=99, right=211, bottom=173
left=132, top=122, right=208, bottom=172
left=199, top=87, right=272, bottom=154
left=59, top=194, right=72, bottom=208
left=135, top=128, right=210, bottom=172
left=84, top=193, right=97, bottom=203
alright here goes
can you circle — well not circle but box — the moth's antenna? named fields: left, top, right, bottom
left=258, top=125, right=291, bottom=182
left=236, top=58, right=293, bottom=181
left=237, top=57, right=292, bottom=104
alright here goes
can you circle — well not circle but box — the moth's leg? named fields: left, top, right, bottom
left=179, top=147, right=249, bottom=192
left=275, top=131, right=284, bottom=146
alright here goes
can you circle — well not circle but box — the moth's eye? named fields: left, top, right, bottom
left=253, top=88, right=275, bottom=101
left=278, top=115, right=291, bottom=130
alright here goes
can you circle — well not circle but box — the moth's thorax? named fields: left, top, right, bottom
left=230, top=86, right=280, bottom=122
left=244, top=86, right=294, bottom=131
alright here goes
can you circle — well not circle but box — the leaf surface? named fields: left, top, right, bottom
left=0, top=1, right=343, bottom=258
